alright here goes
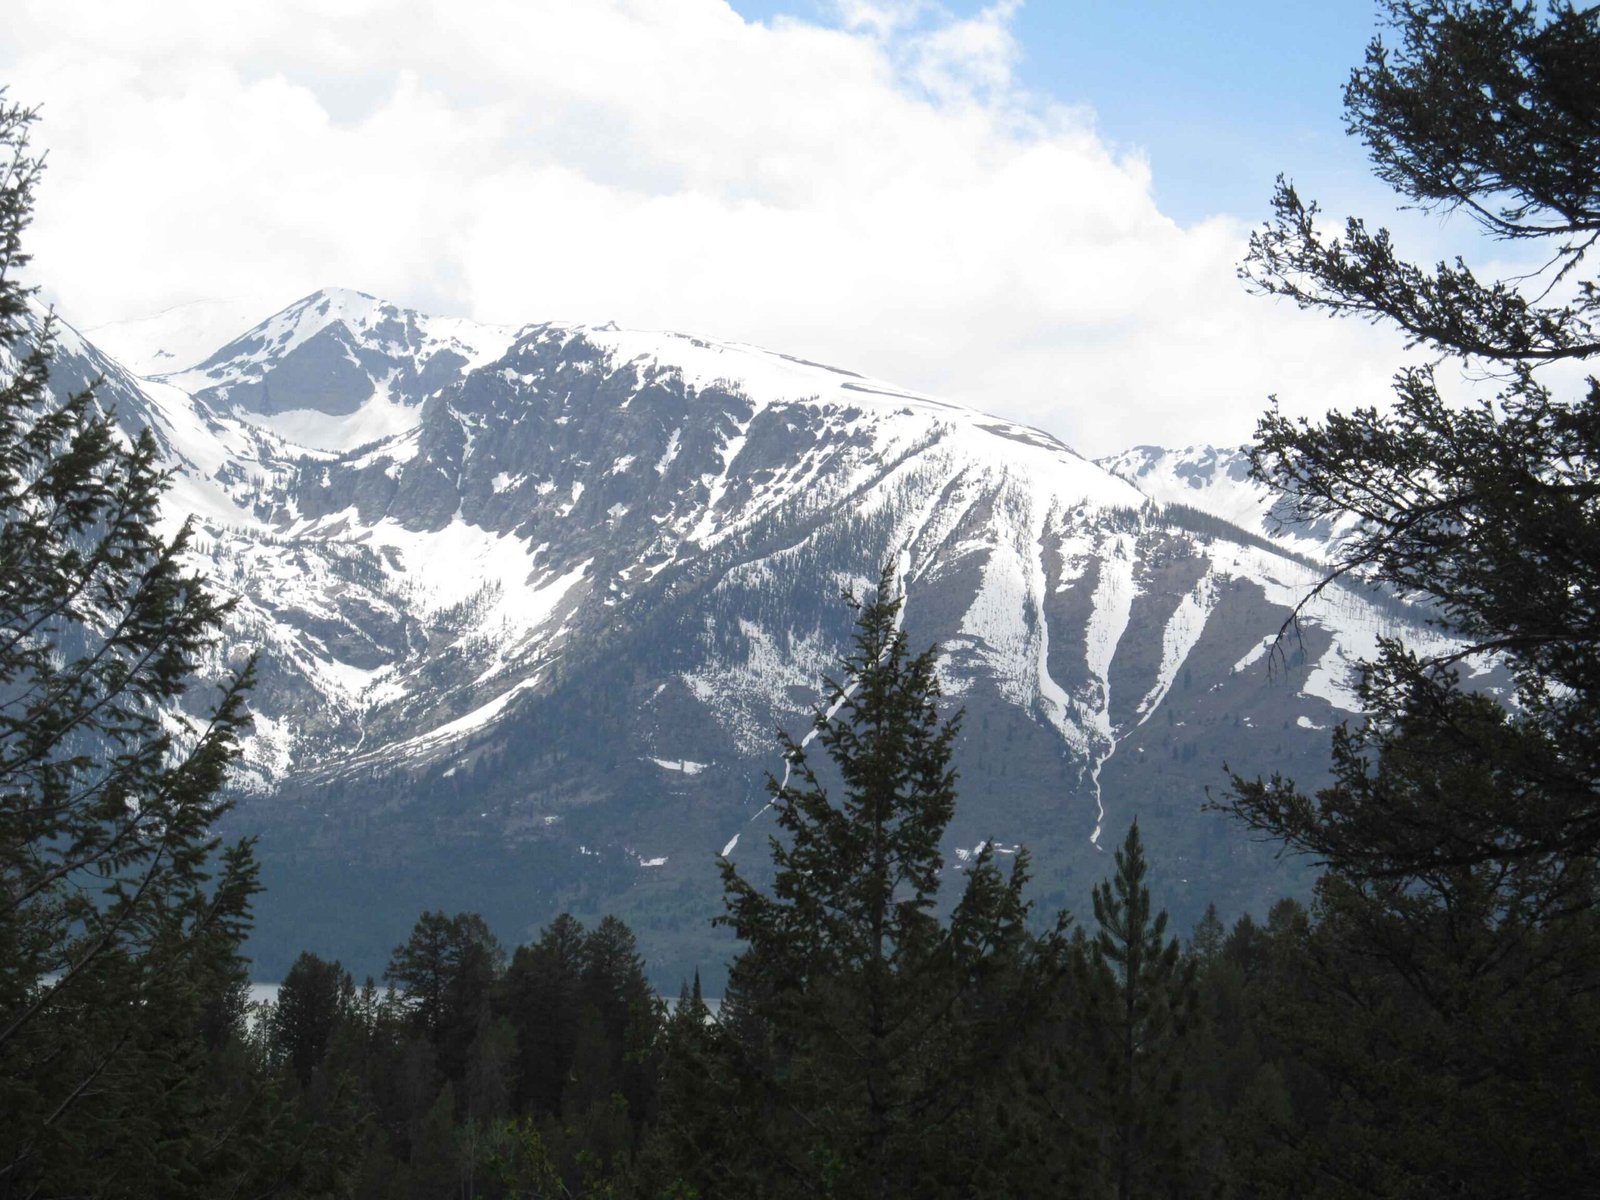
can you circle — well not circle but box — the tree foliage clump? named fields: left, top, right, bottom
left=643, top=570, right=1218, bottom=1199
left=1247, top=0, right=1599, bottom=362
left=0, top=91, right=274, bottom=1195
left=1078, top=822, right=1198, bottom=1199
left=1223, top=2, right=1600, bottom=1192
left=248, top=910, right=664, bottom=1200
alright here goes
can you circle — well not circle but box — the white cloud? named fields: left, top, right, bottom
left=3, top=0, right=1410, bottom=455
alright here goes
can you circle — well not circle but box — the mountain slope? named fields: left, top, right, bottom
left=1100, top=442, right=1358, bottom=561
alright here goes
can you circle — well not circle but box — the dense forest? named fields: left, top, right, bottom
left=5, top=0, right=1600, bottom=1195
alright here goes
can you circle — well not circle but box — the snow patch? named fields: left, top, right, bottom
left=1233, top=636, right=1274, bottom=674
left=237, top=390, right=417, bottom=453
left=655, top=428, right=682, bottom=474
left=1133, top=577, right=1218, bottom=723
left=649, top=757, right=709, bottom=775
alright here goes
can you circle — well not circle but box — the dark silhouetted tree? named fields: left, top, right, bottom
left=1078, top=821, right=1199, bottom=1199
left=0, top=92, right=262, bottom=1196
left=501, top=911, right=586, bottom=1118
left=269, top=951, right=356, bottom=1087
left=1226, top=2, right=1600, bottom=1192
left=683, top=566, right=1064, bottom=1199
left=386, top=910, right=503, bottom=1081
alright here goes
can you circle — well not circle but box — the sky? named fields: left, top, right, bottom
left=1, top=0, right=1501, bottom=455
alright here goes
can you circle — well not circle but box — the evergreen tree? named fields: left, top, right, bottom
left=463, top=1015, right=517, bottom=1126
left=696, top=566, right=1063, bottom=1199
left=269, top=951, right=357, bottom=1087
left=641, top=971, right=748, bottom=1198
left=1233, top=0, right=1600, bottom=875
left=1189, top=903, right=1224, bottom=965
left=406, top=1082, right=462, bottom=1200
left=1235, top=702, right=1600, bottom=1195
left=570, top=915, right=658, bottom=1134
left=1078, top=821, right=1199, bottom=1199
left=501, top=911, right=587, bottom=1118
left=1195, top=903, right=1315, bottom=1199
left=385, top=910, right=503, bottom=1079
left=1224, top=2, right=1600, bottom=1191
left=0, top=93, right=262, bottom=1194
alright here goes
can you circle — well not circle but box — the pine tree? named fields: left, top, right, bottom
left=1189, top=903, right=1224, bottom=965
left=0, top=93, right=262, bottom=1194
left=1235, top=701, right=1600, bottom=1195
left=463, top=1014, right=516, bottom=1124
left=406, top=1082, right=462, bottom=1200
left=640, top=969, right=748, bottom=1198
left=1078, top=821, right=1198, bottom=1199
left=701, top=566, right=1063, bottom=1199
left=268, top=951, right=357, bottom=1087
left=573, top=915, right=658, bottom=1134
left=1223, top=2, right=1600, bottom=1191
left=1232, top=0, right=1600, bottom=876
left=385, top=909, right=503, bottom=1079
left=502, top=911, right=587, bottom=1118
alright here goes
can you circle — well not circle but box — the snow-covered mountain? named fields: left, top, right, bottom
left=1099, top=443, right=1357, bottom=562
left=33, top=291, right=1458, bottom=982
left=86, top=293, right=295, bottom=376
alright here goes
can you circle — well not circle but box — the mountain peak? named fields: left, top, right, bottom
left=159, top=290, right=519, bottom=452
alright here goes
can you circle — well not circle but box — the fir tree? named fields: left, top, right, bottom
left=269, top=951, right=357, bottom=1087
left=641, top=970, right=748, bottom=1198
left=0, top=93, right=262, bottom=1194
left=501, top=911, right=587, bottom=1118
left=385, top=910, right=503, bottom=1080
left=1078, top=821, right=1198, bottom=1200
left=1189, top=903, right=1224, bottom=965
left=1224, top=1, right=1600, bottom=1191
left=1235, top=702, right=1600, bottom=1195
left=573, top=915, right=658, bottom=1134
left=1232, top=0, right=1600, bottom=876
left=700, top=566, right=1063, bottom=1199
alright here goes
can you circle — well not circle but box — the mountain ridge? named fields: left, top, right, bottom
left=27, top=289, right=1467, bottom=982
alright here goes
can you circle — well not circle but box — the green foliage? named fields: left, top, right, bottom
left=661, top=567, right=1069, bottom=1198
left=1240, top=2, right=1600, bottom=759
left=0, top=92, right=281, bottom=1196
left=1241, top=3, right=1600, bottom=772
left=272, top=951, right=358, bottom=1086
left=1189, top=903, right=1224, bottom=964
left=1078, top=821, right=1199, bottom=1198
left=1245, top=0, right=1599, bottom=360
left=1228, top=703, right=1600, bottom=1194
left=469, top=1117, right=567, bottom=1197
left=502, top=913, right=587, bottom=1118
left=386, top=909, right=504, bottom=1078
left=1225, top=1, right=1600, bottom=1192
left=246, top=909, right=666, bottom=1198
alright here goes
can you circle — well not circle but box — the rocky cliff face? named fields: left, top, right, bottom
left=44, top=291, right=1466, bottom=982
